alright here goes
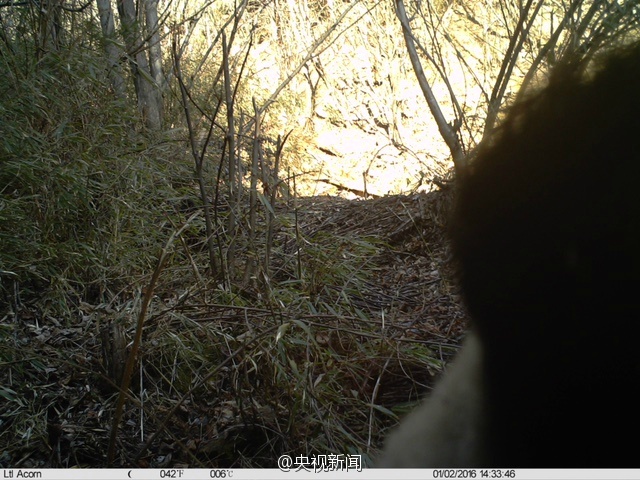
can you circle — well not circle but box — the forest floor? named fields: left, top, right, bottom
left=1, top=186, right=469, bottom=468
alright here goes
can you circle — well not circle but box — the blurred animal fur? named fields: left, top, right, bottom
left=379, top=42, right=640, bottom=467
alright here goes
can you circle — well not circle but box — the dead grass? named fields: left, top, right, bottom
left=0, top=187, right=468, bottom=468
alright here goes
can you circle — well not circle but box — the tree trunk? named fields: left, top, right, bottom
left=116, top=0, right=162, bottom=130
left=96, top=0, right=126, bottom=99
left=145, top=0, right=164, bottom=119
left=38, top=0, right=64, bottom=55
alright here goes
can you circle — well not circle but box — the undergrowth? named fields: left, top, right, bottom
left=0, top=6, right=464, bottom=468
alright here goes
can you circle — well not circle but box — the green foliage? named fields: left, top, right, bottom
left=0, top=46, right=192, bottom=306
left=1, top=57, right=99, bottom=289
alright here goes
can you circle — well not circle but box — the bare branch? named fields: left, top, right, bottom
left=395, top=0, right=466, bottom=174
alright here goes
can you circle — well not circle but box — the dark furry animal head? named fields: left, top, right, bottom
left=450, top=42, right=640, bottom=466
